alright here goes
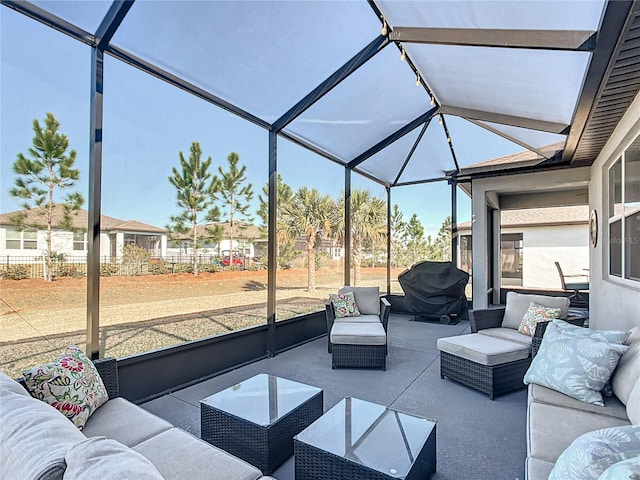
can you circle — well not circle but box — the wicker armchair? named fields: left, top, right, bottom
left=325, top=290, right=391, bottom=370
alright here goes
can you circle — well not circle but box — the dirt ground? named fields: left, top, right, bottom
left=0, top=267, right=402, bottom=378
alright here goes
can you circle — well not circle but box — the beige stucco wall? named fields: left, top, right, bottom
left=589, top=91, right=640, bottom=331
left=502, top=225, right=589, bottom=289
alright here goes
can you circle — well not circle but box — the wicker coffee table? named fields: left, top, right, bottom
left=200, top=373, right=323, bottom=475
left=294, top=397, right=436, bottom=480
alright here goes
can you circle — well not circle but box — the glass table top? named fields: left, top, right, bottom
left=200, top=374, right=322, bottom=426
left=295, top=397, right=436, bottom=478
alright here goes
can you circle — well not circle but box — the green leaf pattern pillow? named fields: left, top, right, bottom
left=518, top=301, right=561, bottom=336
left=329, top=291, right=360, bottom=318
left=523, top=321, right=628, bottom=405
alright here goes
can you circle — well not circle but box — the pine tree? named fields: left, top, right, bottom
left=214, top=152, right=254, bottom=257
left=405, top=213, right=428, bottom=263
left=257, top=173, right=294, bottom=268
left=167, top=142, right=221, bottom=276
left=10, top=113, right=84, bottom=281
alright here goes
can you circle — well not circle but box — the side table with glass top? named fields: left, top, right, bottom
left=200, top=373, right=323, bottom=475
left=294, top=397, right=436, bottom=480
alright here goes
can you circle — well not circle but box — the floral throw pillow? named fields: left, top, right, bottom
left=329, top=291, right=361, bottom=318
left=518, top=301, right=562, bottom=336
left=549, top=425, right=640, bottom=480
left=22, top=345, right=109, bottom=430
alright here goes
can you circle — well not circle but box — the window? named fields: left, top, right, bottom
left=501, top=233, right=523, bottom=286
left=5, top=229, right=37, bottom=250
left=73, top=232, right=86, bottom=251
left=608, top=134, right=640, bottom=282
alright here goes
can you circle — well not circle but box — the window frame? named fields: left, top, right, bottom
left=5, top=229, right=38, bottom=250
left=607, top=132, right=640, bottom=283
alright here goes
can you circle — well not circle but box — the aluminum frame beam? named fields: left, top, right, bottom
left=439, top=106, right=569, bottom=134
left=347, top=107, right=438, bottom=170
left=563, top=0, right=637, bottom=163
left=273, top=35, right=390, bottom=132
left=389, top=27, right=597, bottom=51
left=95, top=1, right=134, bottom=50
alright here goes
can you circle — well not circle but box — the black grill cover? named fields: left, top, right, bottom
left=398, top=261, right=469, bottom=316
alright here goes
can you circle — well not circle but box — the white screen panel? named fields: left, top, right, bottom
left=398, top=120, right=455, bottom=183
left=30, top=0, right=112, bottom=33
left=111, top=0, right=379, bottom=122
left=377, top=0, right=605, bottom=30
left=357, top=127, right=422, bottom=184
left=285, top=46, right=432, bottom=161
left=476, top=121, right=566, bottom=151
left=409, top=44, right=590, bottom=125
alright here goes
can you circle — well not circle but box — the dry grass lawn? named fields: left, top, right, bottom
left=0, top=267, right=403, bottom=378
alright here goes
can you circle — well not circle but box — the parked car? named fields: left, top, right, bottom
left=222, top=254, right=244, bottom=267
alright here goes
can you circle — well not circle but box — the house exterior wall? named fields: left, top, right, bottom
left=471, top=167, right=590, bottom=309
left=502, top=225, right=589, bottom=289
left=589, top=90, right=640, bottom=331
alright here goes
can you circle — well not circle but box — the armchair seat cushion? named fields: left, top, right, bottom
left=330, top=322, right=386, bottom=346
left=334, top=314, right=382, bottom=324
left=437, top=333, right=529, bottom=366
left=478, top=327, right=533, bottom=346
left=502, top=292, right=570, bottom=330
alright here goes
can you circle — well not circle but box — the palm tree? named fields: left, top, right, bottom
left=335, top=189, right=387, bottom=286
left=279, top=187, right=333, bottom=292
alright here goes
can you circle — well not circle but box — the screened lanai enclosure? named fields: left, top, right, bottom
left=1, top=0, right=639, bottom=397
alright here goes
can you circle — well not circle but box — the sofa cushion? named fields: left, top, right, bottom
left=0, top=370, right=30, bottom=397
left=528, top=383, right=629, bottom=421
left=437, top=334, right=529, bottom=367
left=329, top=291, right=360, bottom=318
left=526, top=456, right=554, bottom=480
left=523, top=322, right=628, bottom=406
left=63, top=436, right=164, bottom=480
left=518, top=302, right=562, bottom=336
left=334, top=314, right=380, bottom=324
left=82, top=397, right=173, bottom=447
left=527, top=401, right=631, bottom=463
left=0, top=372, right=86, bottom=480
left=133, top=427, right=263, bottom=480
left=597, top=455, right=640, bottom=479
left=549, top=425, right=640, bottom=480
left=21, top=345, right=109, bottom=430
left=627, top=377, right=640, bottom=425
left=477, top=327, right=533, bottom=346
left=330, top=322, right=386, bottom=346
left=612, top=327, right=640, bottom=405
left=502, top=292, right=569, bottom=329
left=339, top=286, right=379, bottom=315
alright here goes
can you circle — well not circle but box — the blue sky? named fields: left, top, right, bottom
left=1, top=5, right=525, bottom=239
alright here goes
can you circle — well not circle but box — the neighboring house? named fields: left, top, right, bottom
left=0, top=205, right=167, bottom=260
left=166, top=221, right=263, bottom=260
left=457, top=205, right=589, bottom=290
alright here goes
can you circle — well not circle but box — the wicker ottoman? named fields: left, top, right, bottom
left=437, top=334, right=531, bottom=400
left=330, top=322, right=387, bottom=370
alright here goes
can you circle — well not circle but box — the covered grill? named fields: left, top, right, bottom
left=398, top=261, right=469, bottom=324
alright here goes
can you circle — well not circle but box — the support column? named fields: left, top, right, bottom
left=450, top=177, right=458, bottom=267
left=344, top=169, right=352, bottom=286
left=267, top=129, right=277, bottom=357
left=386, top=186, right=391, bottom=295
left=86, top=47, right=103, bottom=360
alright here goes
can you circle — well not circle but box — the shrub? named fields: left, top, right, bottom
left=173, top=263, right=193, bottom=274
left=149, top=260, right=171, bottom=275
left=1, top=265, right=31, bottom=280
left=54, top=264, right=85, bottom=278
left=100, top=262, right=119, bottom=277
left=199, top=263, right=220, bottom=273
left=121, top=244, right=151, bottom=276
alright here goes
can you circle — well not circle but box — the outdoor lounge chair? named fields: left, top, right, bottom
left=325, top=286, right=391, bottom=370
left=554, top=261, right=589, bottom=305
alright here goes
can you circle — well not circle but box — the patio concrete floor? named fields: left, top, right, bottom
left=141, top=313, right=528, bottom=479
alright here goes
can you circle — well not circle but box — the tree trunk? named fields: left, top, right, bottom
left=353, top=236, right=361, bottom=286
left=192, top=218, right=199, bottom=277
left=46, top=165, right=54, bottom=281
left=307, top=230, right=316, bottom=292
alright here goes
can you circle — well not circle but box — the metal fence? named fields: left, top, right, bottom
left=0, top=254, right=235, bottom=279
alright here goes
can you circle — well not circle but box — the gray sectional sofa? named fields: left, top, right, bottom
left=0, top=358, right=275, bottom=480
left=525, top=326, right=640, bottom=479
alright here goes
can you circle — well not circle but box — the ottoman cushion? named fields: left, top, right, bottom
left=437, top=333, right=529, bottom=366
left=330, top=322, right=386, bottom=346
